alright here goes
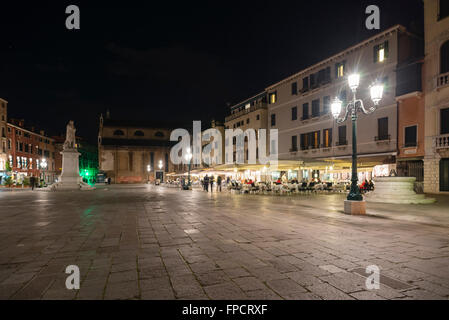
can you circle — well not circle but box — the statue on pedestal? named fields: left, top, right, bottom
left=63, top=120, right=77, bottom=150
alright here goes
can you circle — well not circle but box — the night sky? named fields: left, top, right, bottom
left=0, top=0, right=423, bottom=143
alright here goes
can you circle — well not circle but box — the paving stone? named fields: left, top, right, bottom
left=1, top=186, right=449, bottom=300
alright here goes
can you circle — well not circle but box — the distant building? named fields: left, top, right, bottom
left=224, top=92, right=268, bottom=165
left=423, top=0, right=449, bottom=193
left=98, top=114, right=178, bottom=183
left=6, top=118, right=56, bottom=183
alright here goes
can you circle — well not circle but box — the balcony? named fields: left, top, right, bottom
left=437, top=72, right=449, bottom=90
left=336, top=140, right=348, bottom=146
left=435, top=134, right=449, bottom=149
left=289, top=147, right=298, bottom=153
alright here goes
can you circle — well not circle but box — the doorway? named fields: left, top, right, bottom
left=440, top=159, right=449, bottom=192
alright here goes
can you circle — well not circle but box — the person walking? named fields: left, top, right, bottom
left=217, top=176, right=222, bottom=192
left=30, top=176, right=35, bottom=191
left=204, top=175, right=209, bottom=192
left=209, top=175, right=214, bottom=193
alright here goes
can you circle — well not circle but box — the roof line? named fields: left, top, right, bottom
left=230, top=91, right=266, bottom=110
left=266, top=24, right=406, bottom=90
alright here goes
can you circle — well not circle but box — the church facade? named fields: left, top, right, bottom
left=98, top=114, right=179, bottom=184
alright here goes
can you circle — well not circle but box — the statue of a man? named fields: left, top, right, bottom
left=64, top=120, right=76, bottom=150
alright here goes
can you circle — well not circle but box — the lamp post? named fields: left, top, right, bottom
left=331, top=74, right=384, bottom=212
left=184, top=147, right=193, bottom=188
left=147, top=164, right=151, bottom=183
left=40, top=158, right=48, bottom=186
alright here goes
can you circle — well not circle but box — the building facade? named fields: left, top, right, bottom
left=0, top=98, right=7, bottom=178
left=423, top=0, right=449, bottom=193
left=6, top=119, right=56, bottom=184
left=396, top=36, right=425, bottom=191
left=224, top=92, right=268, bottom=165
left=266, top=25, right=421, bottom=183
left=98, top=115, right=177, bottom=183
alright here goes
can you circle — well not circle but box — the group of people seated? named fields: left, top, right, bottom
left=360, top=179, right=375, bottom=193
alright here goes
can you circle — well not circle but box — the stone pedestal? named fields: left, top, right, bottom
left=344, top=200, right=366, bottom=215
left=50, top=149, right=95, bottom=191
left=365, top=177, right=435, bottom=204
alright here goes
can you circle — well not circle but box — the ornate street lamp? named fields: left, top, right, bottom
left=332, top=74, right=384, bottom=205
left=158, top=160, right=163, bottom=170
left=184, top=147, right=193, bottom=188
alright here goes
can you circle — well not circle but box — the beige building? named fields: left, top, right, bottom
left=98, top=114, right=178, bottom=183
left=423, top=0, right=449, bottom=193
left=266, top=25, right=422, bottom=183
left=0, top=98, right=7, bottom=175
left=224, top=92, right=268, bottom=164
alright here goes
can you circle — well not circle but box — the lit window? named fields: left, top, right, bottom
left=337, top=65, right=344, bottom=77
left=269, top=92, right=277, bottom=104
left=374, top=41, right=389, bottom=63
left=379, top=48, right=385, bottom=62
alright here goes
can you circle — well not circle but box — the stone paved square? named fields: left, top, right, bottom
left=1, top=185, right=449, bottom=300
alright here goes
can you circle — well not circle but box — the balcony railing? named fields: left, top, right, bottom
left=225, top=103, right=267, bottom=122
left=435, top=134, right=449, bottom=149
left=336, top=140, right=348, bottom=146
left=375, top=134, right=391, bottom=142
left=437, top=72, right=449, bottom=89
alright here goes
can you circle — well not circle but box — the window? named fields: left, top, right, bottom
left=323, top=128, right=332, bottom=148
left=302, top=77, right=309, bottom=91
left=256, top=114, right=260, bottom=121
left=113, top=129, right=125, bottom=136
left=269, top=92, right=277, bottom=104
left=155, top=131, right=165, bottom=138
left=377, top=117, right=389, bottom=140
left=323, top=96, right=330, bottom=114
left=311, top=131, right=320, bottom=149
left=1, top=127, right=4, bottom=138
left=312, top=99, right=320, bottom=117
left=17, top=156, right=21, bottom=168
left=302, top=103, right=309, bottom=120
left=291, top=136, right=298, bottom=151
left=374, top=41, right=389, bottom=63
left=310, top=73, right=317, bottom=88
left=336, top=61, right=345, bottom=78
left=338, top=125, right=347, bottom=145
left=134, top=130, right=144, bottom=137
left=441, top=108, right=449, bottom=134
left=300, top=133, right=308, bottom=150
left=441, top=40, right=449, bottom=74
left=404, top=125, right=417, bottom=147
left=246, top=118, right=250, bottom=124
left=292, top=107, right=298, bottom=121
left=291, top=82, right=298, bottom=95
left=271, top=114, right=276, bottom=126
left=439, top=0, right=449, bottom=20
